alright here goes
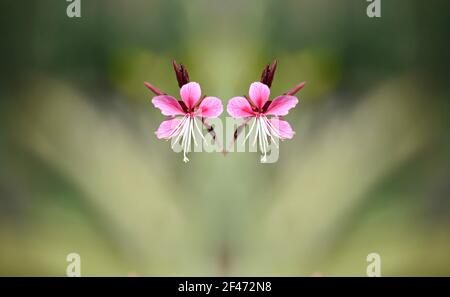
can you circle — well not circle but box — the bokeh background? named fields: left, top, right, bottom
left=1, top=0, right=449, bottom=276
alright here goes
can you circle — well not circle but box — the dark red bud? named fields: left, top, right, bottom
left=182, top=66, right=190, bottom=85
left=172, top=60, right=190, bottom=88
left=266, top=60, right=277, bottom=88
left=259, top=60, right=277, bottom=88
left=172, top=60, right=182, bottom=88
left=260, top=64, right=269, bottom=85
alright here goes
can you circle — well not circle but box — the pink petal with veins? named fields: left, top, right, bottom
left=269, top=118, right=295, bottom=139
left=265, top=95, right=298, bottom=116
left=155, top=118, right=182, bottom=139
left=180, top=82, right=201, bottom=110
left=227, top=96, right=255, bottom=118
left=197, top=97, right=223, bottom=118
left=152, top=95, right=185, bottom=116
left=249, top=82, right=270, bottom=110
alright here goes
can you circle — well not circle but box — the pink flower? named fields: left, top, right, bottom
left=227, top=81, right=303, bottom=162
left=150, top=81, right=223, bottom=162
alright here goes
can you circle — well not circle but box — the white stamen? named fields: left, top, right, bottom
left=262, top=116, right=279, bottom=148
left=257, top=119, right=264, bottom=156
left=172, top=116, right=189, bottom=149
left=194, top=118, right=207, bottom=142
left=265, top=117, right=283, bottom=140
left=182, top=117, right=191, bottom=162
left=243, top=118, right=257, bottom=144
left=168, top=115, right=209, bottom=162
left=242, top=115, right=284, bottom=162
left=259, top=119, right=268, bottom=162
left=167, top=115, right=186, bottom=139
left=190, top=118, right=198, bottom=146
left=253, top=118, right=260, bottom=147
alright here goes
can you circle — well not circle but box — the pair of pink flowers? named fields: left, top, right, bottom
left=145, top=60, right=305, bottom=162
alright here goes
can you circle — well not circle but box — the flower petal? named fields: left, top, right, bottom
left=249, top=82, right=270, bottom=110
left=197, top=96, right=223, bottom=118
left=155, top=118, right=182, bottom=139
left=265, top=95, right=298, bottom=116
left=268, top=118, right=295, bottom=139
left=227, top=96, right=255, bottom=118
left=152, top=95, right=185, bottom=116
left=180, top=82, right=201, bottom=110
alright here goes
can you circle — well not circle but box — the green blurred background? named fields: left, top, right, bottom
left=0, top=0, right=449, bottom=276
